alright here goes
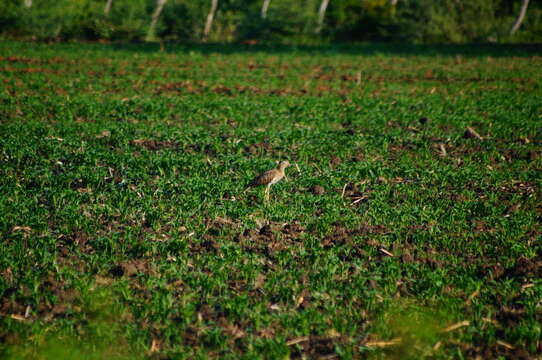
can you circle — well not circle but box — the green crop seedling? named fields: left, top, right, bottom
left=0, top=40, right=541, bottom=359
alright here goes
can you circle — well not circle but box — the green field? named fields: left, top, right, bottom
left=0, top=40, right=541, bottom=359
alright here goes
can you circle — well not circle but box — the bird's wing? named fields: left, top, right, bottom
left=249, top=169, right=276, bottom=187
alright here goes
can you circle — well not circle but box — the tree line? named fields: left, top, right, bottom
left=1, top=0, right=540, bottom=43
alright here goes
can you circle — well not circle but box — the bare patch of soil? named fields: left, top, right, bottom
left=110, top=259, right=155, bottom=278
left=289, top=334, right=350, bottom=359
left=508, top=256, right=542, bottom=278
left=458, top=337, right=538, bottom=360
left=130, top=139, right=180, bottom=151
left=310, top=185, right=325, bottom=195
left=236, top=221, right=305, bottom=256
left=321, top=223, right=390, bottom=252
left=1, top=274, right=80, bottom=321
left=244, top=141, right=273, bottom=155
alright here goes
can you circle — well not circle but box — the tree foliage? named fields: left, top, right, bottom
left=0, top=0, right=540, bottom=43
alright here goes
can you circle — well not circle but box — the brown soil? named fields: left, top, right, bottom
left=130, top=139, right=180, bottom=151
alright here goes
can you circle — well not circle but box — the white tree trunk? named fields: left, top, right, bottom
left=510, top=0, right=530, bottom=35
left=261, top=0, right=271, bottom=19
left=314, top=0, right=330, bottom=34
left=24, top=0, right=32, bottom=8
left=146, top=0, right=168, bottom=41
left=203, top=0, right=218, bottom=42
left=104, top=0, right=113, bottom=16
left=390, top=0, right=398, bottom=6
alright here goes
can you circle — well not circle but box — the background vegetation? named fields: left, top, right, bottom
left=0, top=0, right=541, bottom=43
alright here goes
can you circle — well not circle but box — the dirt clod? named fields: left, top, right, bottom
left=311, top=185, right=325, bottom=195
left=110, top=259, right=154, bottom=278
left=131, top=139, right=179, bottom=150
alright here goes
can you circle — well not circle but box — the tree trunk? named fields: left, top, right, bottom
left=104, top=0, right=113, bottom=16
left=261, top=0, right=271, bottom=19
left=24, top=0, right=32, bottom=8
left=146, top=0, right=168, bottom=41
left=510, top=0, right=530, bottom=35
left=390, top=0, right=398, bottom=5
left=203, top=0, right=218, bottom=42
left=314, top=0, right=330, bottom=34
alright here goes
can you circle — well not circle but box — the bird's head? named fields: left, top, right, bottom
left=278, top=160, right=291, bottom=169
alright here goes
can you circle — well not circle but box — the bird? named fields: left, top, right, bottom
left=247, top=160, right=291, bottom=201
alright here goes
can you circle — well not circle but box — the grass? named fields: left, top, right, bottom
left=0, top=40, right=541, bottom=359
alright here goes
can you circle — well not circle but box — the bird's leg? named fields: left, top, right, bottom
left=264, top=185, right=270, bottom=202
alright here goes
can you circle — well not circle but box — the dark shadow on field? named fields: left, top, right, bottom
left=107, top=42, right=542, bottom=57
